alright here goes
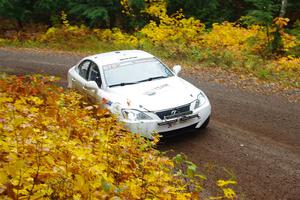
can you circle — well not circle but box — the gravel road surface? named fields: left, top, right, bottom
left=1, top=47, right=299, bottom=199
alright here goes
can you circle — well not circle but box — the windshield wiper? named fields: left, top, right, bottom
left=110, top=76, right=168, bottom=87
left=110, top=82, right=137, bottom=87
left=137, top=76, right=168, bottom=83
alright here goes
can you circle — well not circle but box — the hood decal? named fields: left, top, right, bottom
left=153, top=83, right=169, bottom=90
left=144, top=83, right=169, bottom=96
left=145, top=91, right=156, bottom=96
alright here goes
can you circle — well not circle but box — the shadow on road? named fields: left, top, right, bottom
left=158, top=127, right=210, bottom=148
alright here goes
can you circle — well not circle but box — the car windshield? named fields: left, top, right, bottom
left=103, top=58, right=174, bottom=87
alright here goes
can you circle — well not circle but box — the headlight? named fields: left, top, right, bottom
left=121, top=109, right=152, bottom=121
left=194, top=92, right=206, bottom=109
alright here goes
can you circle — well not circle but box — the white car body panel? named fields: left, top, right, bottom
left=68, top=50, right=211, bottom=138
left=108, top=77, right=197, bottom=111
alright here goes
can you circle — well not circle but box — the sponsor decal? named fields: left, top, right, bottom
left=102, top=98, right=113, bottom=106
left=103, top=63, right=120, bottom=70
left=145, top=91, right=156, bottom=96
left=153, top=84, right=169, bottom=90
left=144, top=84, right=169, bottom=96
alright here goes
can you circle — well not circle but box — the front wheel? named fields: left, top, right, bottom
left=200, top=116, right=210, bottom=129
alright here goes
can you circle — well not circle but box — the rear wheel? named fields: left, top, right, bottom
left=200, top=116, right=210, bottom=129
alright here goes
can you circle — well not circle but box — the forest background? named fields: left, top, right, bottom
left=0, top=0, right=299, bottom=87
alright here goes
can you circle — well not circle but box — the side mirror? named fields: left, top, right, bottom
left=84, top=81, right=99, bottom=92
left=173, top=65, right=182, bottom=76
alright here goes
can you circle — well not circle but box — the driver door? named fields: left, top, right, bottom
left=86, top=62, right=102, bottom=103
left=71, top=60, right=91, bottom=97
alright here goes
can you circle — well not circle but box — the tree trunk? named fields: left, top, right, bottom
left=16, top=18, right=24, bottom=31
left=279, top=0, right=288, bottom=17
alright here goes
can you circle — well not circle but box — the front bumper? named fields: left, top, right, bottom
left=121, top=100, right=211, bottom=138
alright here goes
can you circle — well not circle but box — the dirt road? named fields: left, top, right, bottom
left=1, top=47, right=299, bottom=199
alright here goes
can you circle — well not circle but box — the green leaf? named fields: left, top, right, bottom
left=102, top=179, right=111, bottom=192
left=173, top=154, right=183, bottom=164
left=187, top=163, right=197, bottom=178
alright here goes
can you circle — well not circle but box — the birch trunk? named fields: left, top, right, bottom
left=279, top=0, right=288, bottom=17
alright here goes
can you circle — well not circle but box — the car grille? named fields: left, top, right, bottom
left=155, top=103, right=191, bottom=120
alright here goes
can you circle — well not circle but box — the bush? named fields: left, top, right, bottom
left=0, top=74, right=237, bottom=199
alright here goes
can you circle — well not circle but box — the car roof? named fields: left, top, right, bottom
left=85, top=50, right=154, bottom=66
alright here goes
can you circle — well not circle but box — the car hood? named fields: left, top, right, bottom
left=108, top=76, right=200, bottom=111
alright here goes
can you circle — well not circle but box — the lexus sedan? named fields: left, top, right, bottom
left=68, top=50, right=211, bottom=138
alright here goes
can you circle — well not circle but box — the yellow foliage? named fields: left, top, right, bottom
left=120, top=0, right=132, bottom=16
left=2, top=0, right=299, bottom=84
left=272, top=56, right=300, bottom=72
left=36, top=4, right=298, bottom=78
left=281, top=32, right=298, bottom=50
left=273, top=17, right=289, bottom=29
left=61, top=11, right=70, bottom=28
left=210, top=179, right=237, bottom=199
left=140, top=11, right=204, bottom=45
left=223, top=188, right=237, bottom=199
left=111, top=28, right=139, bottom=47
left=94, top=28, right=139, bottom=47
left=39, top=24, right=90, bottom=43
left=272, top=17, right=298, bottom=51
left=143, top=0, right=167, bottom=17
left=217, top=180, right=237, bottom=187
left=0, top=74, right=237, bottom=199
left=201, top=22, right=266, bottom=53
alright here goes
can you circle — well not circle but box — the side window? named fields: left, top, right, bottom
left=88, top=62, right=102, bottom=88
left=78, top=60, right=91, bottom=79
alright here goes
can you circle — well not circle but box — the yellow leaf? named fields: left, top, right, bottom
left=223, top=188, right=236, bottom=199
left=44, top=156, right=55, bottom=166
left=73, top=194, right=81, bottom=200
left=217, top=180, right=237, bottom=187
left=0, top=171, right=8, bottom=185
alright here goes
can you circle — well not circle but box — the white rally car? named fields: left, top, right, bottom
left=68, top=50, right=211, bottom=138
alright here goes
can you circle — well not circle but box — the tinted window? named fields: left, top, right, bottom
left=88, top=62, right=102, bottom=87
left=78, top=60, right=90, bottom=79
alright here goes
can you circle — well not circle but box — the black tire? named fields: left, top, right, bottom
left=200, top=116, right=210, bottom=129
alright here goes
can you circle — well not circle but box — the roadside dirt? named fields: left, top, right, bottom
left=1, top=47, right=299, bottom=199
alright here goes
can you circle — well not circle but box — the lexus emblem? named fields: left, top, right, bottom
left=171, top=110, right=177, bottom=115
